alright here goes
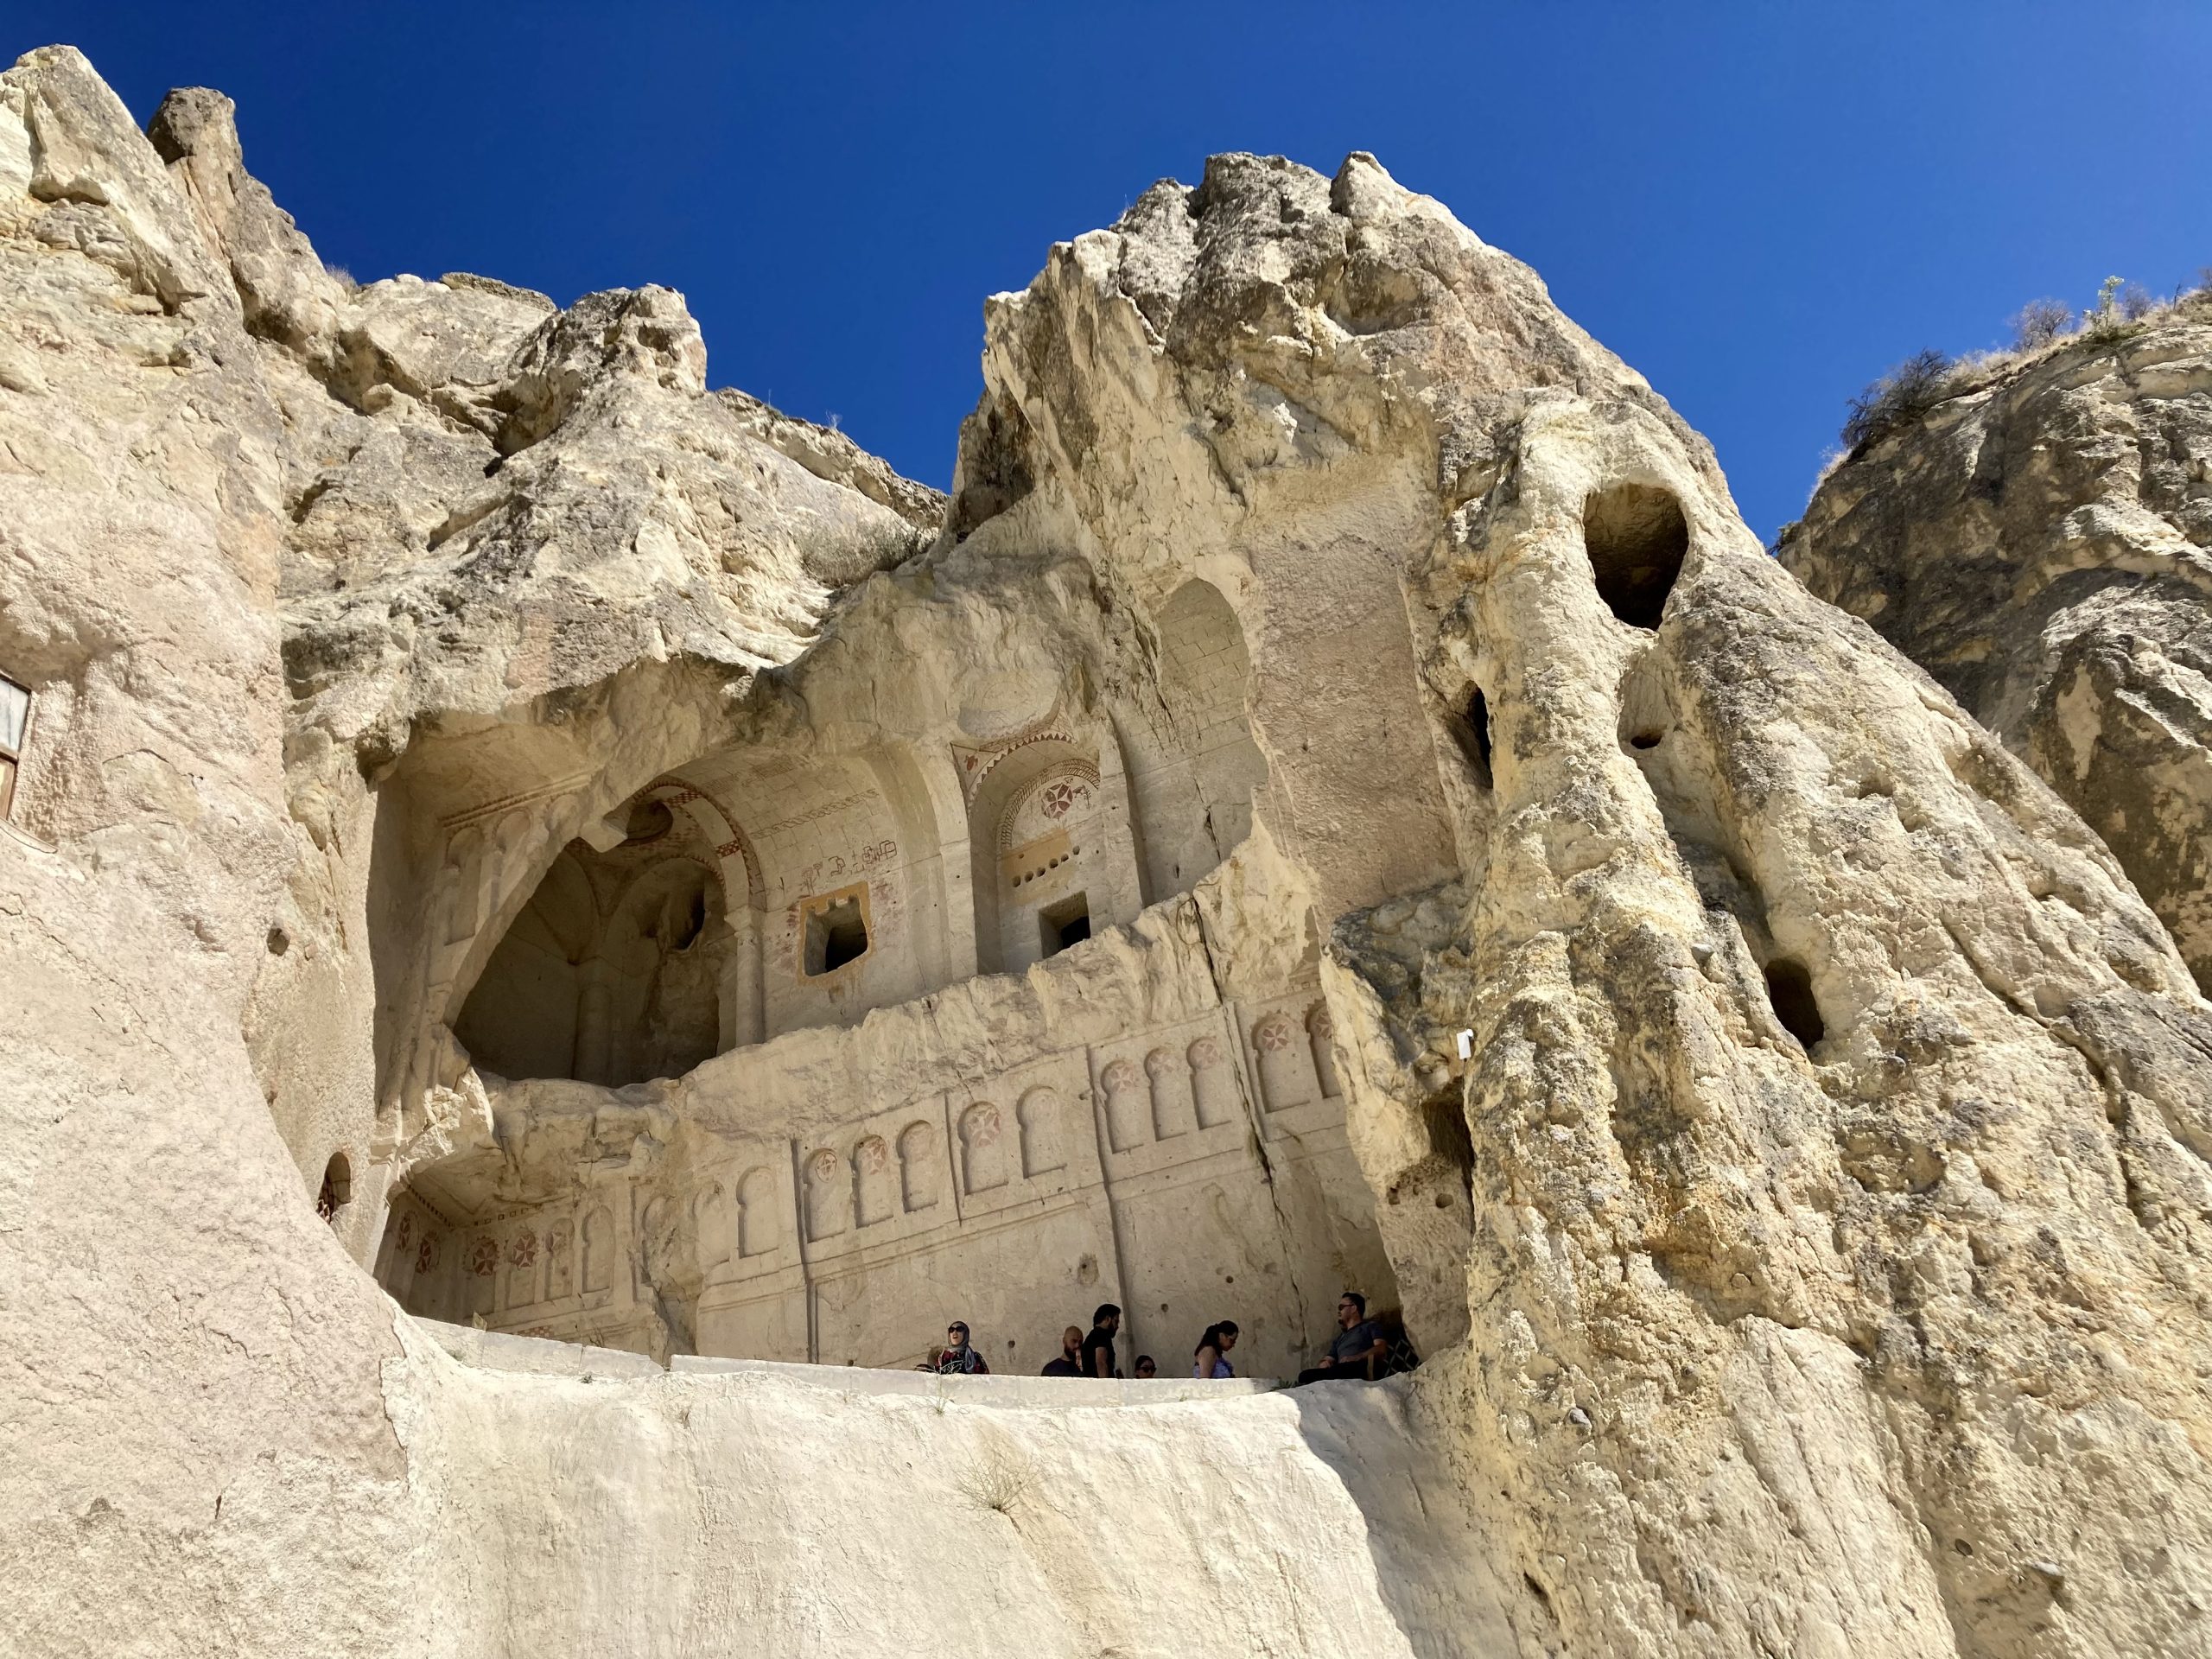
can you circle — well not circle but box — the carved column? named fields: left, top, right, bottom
left=1091, top=728, right=1147, bottom=929
left=572, top=958, right=617, bottom=1084
left=718, top=906, right=764, bottom=1051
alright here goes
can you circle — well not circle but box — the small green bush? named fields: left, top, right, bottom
left=1840, top=349, right=1953, bottom=452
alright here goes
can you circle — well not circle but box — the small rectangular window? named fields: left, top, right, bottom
left=1039, top=893, right=1091, bottom=958
left=804, top=895, right=868, bottom=976
left=0, top=674, right=29, bottom=821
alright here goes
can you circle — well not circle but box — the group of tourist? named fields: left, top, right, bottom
left=918, top=1292, right=1396, bottom=1384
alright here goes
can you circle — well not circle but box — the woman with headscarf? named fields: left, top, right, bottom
left=933, top=1319, right=990, bottom=1373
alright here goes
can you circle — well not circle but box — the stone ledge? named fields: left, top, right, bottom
left=414, top=1317, right=1282, bottom=1404
left=416, top=1318, right=664, bottom=1379
left=671, top=1352, right=1283, bottom=1407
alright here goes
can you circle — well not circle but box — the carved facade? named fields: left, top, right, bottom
left=377, top=570, right=1394, bottom=1379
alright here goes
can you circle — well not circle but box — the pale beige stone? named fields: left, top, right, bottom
left=7, top=42, right=2212, bottom=1659
left=1782, top=303, right=2212, bottom=995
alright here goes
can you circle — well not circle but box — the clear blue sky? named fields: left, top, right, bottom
left=18, top=3, right=2211, bottom=541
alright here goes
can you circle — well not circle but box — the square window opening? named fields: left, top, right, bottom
left=805, top=898, right=869, bottom=976
left=1039, top=893, right=1091, bottom=958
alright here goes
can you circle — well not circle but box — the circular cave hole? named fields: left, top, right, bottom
left=1584, top=483, right=1689, bottom=629
left=1763, top=957, right=1826, bottom=1051
left=1628, top=729, right=1663, bottom=751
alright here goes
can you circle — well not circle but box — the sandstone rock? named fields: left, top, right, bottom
left=7, top=41, right=2212, bottom=1659
left=147, top=85, right=348, bottom=353
left=956, top=148, right=2212, bottom=1655
left=1781, top=304, right=2212, bottom=995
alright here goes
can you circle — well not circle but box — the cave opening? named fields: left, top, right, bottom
left=1764, top=957, right=1826, bottom=1050
left=1450, top=685, right=1495, bottom=791
left=1584, top=483, right=1688, bottom=629
left=807, top=897, right=869, bottom=975
left=453, top=826, right=730, bottom=1087
left=316, top=1151, right=352, bottom=1223
left=1039, top=891, right=1092, bottom=957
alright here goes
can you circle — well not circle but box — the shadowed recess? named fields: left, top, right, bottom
left=1584, top=483, right=1688, bottom=628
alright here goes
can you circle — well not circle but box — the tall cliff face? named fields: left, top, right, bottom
left=6, top=41, right=2212, bottom=1659
left=970, top=156, right=2212, bottom=1655
left=1781, top=304, right=2212, bottom=994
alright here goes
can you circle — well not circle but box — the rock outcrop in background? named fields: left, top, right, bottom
left=5, top=40, right=2212, bottom=1659
left=1782, top=302, right=2212, bottom=998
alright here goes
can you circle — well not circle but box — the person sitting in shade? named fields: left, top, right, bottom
left=931, top=1319, right=990, bottom=1374
left=1080, top=1303, right=1122, bottom=1378
left=1296, top=1292, right=1387, bottom=1384
left=1193, top=1321, right=1239, bottom=1379
left=1133, top=1355, right=1158, bottom=1379
left=1041, top=1325, right=1084, bottom=1376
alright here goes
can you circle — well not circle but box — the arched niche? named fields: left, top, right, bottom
left=968, top=738, right=1114, bottom=976
left=453, top=794, right=733, bottom=1085
left=1127, top=578, right=1271, bottom=899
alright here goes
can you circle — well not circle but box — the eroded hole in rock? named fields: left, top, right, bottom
left=1584, top=483, right=1689, bottom=629
left=1764, top=957, right=1826, bottom=1050
left=623, top=798, right=675, bottom=843
left=1629, top=729, right=1662, bottom=750
left=316, top=1152, right=352, bottom=1222
left=1449, top=685, right=1495, bottom=790
left=1423, top=1090, right=1476, bottom=1182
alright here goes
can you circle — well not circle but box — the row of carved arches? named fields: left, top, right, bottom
left=1101, top=1039, right=1240, bottom=1151
left=379, top=1201, right=624, bottom=1321
left=798, top=1087, right=1073, bottom=1244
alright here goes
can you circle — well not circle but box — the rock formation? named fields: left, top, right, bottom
left=6, top=40, right=2212, bottom=1658
left=1782, top=302, right=2212, bottom=1001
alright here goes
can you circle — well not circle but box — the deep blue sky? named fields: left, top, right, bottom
left=20, top=3, right=2211, bottom=541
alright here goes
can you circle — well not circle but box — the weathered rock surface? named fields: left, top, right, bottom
left=1782, top=303, right=2212, bottom=993
left=8, top=39, right=2212, bottom=1659
left=973, top=152, right=2212, bottom=1655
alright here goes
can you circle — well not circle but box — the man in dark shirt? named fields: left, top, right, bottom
left=1078, top=1303, right=1122, bottom=1379
left=1296, top=1291, right=1388, bottom=1385
left=1040, top=1325, right=1084, bottom=1376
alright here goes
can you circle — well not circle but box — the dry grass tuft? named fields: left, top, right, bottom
left=957, top=1448, right=1032, bottom=1516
